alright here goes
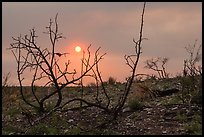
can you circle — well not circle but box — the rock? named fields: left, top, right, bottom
left=67, top=110, right=73, bottom=114
left=156, top=103, right=161, bottom=106
left=158, top=119, right=164, bottom=122
left=64, top=129, right=69, bottom=133
left=143, top=108, right=152, bottom=111
left=139, top=129, right=143, bottom=132
left=16, top=118, right=22, bottom=122
left=171, top=106, right=178, bottom=111
left=145, top=118, right=151, bottom=122
left=8, top=132, right=15, bottom=135
left=126, top=122, right=132, bottom=126
left=160, top=108, right=165, bottom=112
left=68, top=119, right=74, bottom=123
left=122, top=107, right=131, bottom=112
left=162, top=131, right=167, bottom=134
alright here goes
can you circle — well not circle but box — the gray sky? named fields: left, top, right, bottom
left=2, top=2, right=202, bottom=85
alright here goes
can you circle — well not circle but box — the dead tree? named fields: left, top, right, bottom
left=2, top=72, right=11, bottom=89
left=112, top=2, right=146, bottom=119
left=178, top=40, right=202, bottom=110
left=183, top=40, right=202, bottom=91
left=144, top=57, right=169, bottom=79
left=9, top=14, right=106, bottom=113
left=184, top=40, right=202, bottom=77
left=2, top=72, right=11, bottom=98
left=9, top=3, right=148, bottom=126
left=60, top=2, right=147, bottom=118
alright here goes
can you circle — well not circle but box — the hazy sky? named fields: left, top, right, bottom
left=2, top=2, right=202, bottom=86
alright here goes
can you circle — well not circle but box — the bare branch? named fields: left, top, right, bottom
left=113, top=2, right=147, bottom=118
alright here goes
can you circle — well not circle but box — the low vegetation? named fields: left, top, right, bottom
left=2, top=73, right=202, bottom=135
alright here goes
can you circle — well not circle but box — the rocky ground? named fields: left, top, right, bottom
left=2, top=92, right=202, bottom=135
left=2, top=77, right=202, bottom=135
left=55, top=94, right=202, bottom=135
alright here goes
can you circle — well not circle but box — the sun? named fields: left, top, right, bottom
left=75, top=46, right=81, bottom=53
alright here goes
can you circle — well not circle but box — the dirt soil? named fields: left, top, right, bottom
left=2, top=82, right=202, bottom=135
left=54, top=95, right=201, bottom=135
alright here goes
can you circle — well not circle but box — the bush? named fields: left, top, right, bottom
left=108, top=77, right=117, bottom=85
left=191, top=90, right=202, bottom=105
left=184, top=121, right=202, bottom=135
left=178, top=75, right=201, bottom=104
left=183, top=114, right=201, bottom=135
left=128, top=99, right=144, bottom=110
left=26, top=123, right=59, bottom=135
left=87, top=82, right=96, bottom=87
